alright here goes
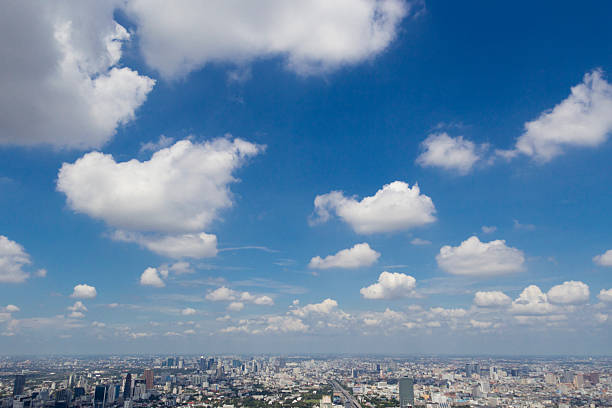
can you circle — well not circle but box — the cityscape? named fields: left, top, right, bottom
left=2, top=356, right=611, bottom=407
left=1, top=1, right=612, bottom=408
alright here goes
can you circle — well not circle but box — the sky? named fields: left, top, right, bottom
left=0, top=0, right=611, bottom=355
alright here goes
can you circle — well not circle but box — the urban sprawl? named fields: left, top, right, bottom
left=1, top=356, right=610, bottom=408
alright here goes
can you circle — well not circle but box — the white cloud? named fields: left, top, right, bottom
left=71, top=284, right=97, bottom=299
left=58, top=138, right=261, bottom=233
left=430, top=307, right=467, bottom=318
left=265, top=316, right=308, bottom=333
left=58, top=137, right=262, bottom=258
left=309, top=243, right=380, bottom=269
left=206, top=287, right=273, bottom=306
left=595, top=313, right=608, bottom=323
left=114, top=231, right=218, bottom=259
left=410, top=238, right=431, bottom=246
left=140, top=267, right=165, bottom=288
left=292, top=298, right=338, bottom=317
left=206, top=287, right=238, bottom=302
left=0, top=235, right=31, bottom=283
left=473, top=291, right=511, bottom=308
left=546, top=281, right=590, bottom=305
left=125, top=0, right=410, bottom=78
left=35, top=269, right=47, bottom=278
left=67, top=301, right=87, bottom=313
left=360, top=271, right=417, bottom=299
left=593, top=249, right=612, bottom=266
left=227, top=302, right=244, bottom=312
left=181, top=307, right=196, bottom=316
left=3, top=305, right=19, bottom=313
left=416, top=133, right=487, bottom=174
left=311, top=181, right=436, bottom=234
left=481, top=226, right=497, bottom=234
left=253, top=295, right=274, bottom=306
left=510, top=285, right=556, bottom=315
left=0, top=2, right=154, bottom=148
left=507, top=70, right=612, bottom=162
left=436, top=236, right=525, bottom=277
left=69, top=311, right=85, bottom=319
left=598, top=288, right=612, bottom=303
left=168, top=261, right=193, bottom=275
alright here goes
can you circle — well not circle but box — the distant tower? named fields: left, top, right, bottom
left=123, top=373, right=132, bottom=400
left=13, top=374, right=26, bottom=396
left=144, top=369, right=154, bottom=390
left=399, top=377, right=414, bottom=408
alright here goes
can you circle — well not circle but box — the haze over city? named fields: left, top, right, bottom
left=1, top=0, right=612, bottom=357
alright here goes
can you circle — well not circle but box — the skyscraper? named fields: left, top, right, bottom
left=144, top=369, right=154, bottom=390
left=399, top=377, right=414, bottom=408
left=123, top=373, right=132, bottom=400
left=94, top=385, right=107, bottom=408
left=13, top=374, right=26, bottom=396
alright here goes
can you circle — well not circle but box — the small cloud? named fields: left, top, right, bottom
left=140, top=267, right=166, bottom=288
left=35, top=269, right=47, bottom=278
left=410, top=238, right=431, bottom=246
left=513, top=219, right=535, bottom=231
left=309, top=243, right=380, bottom=269
left=227, top=302, right=244, bottom=312
left=71, top=284, right=97, bottom=299
left=181, top=307, right=197, bottom=316
left=481, top=225, right=497, bottom=234
left=593, top=249, right=612, bottom=266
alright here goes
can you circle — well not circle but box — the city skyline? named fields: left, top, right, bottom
left=0, top=0, right=612, bottom=355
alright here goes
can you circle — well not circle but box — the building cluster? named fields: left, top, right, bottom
left=0, top=356, right=610, bottom=408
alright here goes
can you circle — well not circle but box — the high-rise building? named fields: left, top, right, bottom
left=13, top=374, right=26, bottom=396
left=399, top=377, right=414, bottom=408
left=144, top=369, right=154, bottom=390
left=123, top=373, right=132, bottom=400
left=94, top=385, right=107, bottom=408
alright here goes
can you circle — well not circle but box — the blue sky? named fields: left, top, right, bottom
left=0, top=0, right=611, bottom=355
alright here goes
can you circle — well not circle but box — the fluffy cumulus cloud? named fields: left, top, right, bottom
left=0, top=2, right=154, bottom=148
left=140, top=267, right=165, bottom=288
left=593, top=249, right=612, bottom=266
left=113, top=231, right=218, bottom=259
left=309, top=243, right=380, bottom=269
left=473, top=291, right=512, bottom=307
left=598, top=288, right=612, bottom=303
left=510, top=285, right=556, bottom=315
left=0, top=236, right=31, bottom=283
left=57, top=137, right=262, bottom=257
left=205, top=287, right=274, bottom=306
left=416, top=133, right=487, bottom=174
left=360, top=271, right=417, bottom=299
left=181, top=307, right=196, bottom=316
left=227, top=302, right=244, bottom=312
left=125, top=0, right=410, bottom=78
left=506, top=70, right=612, bottom=162
left=436, top=236, right=525, bottom=277
left=71, top=284, right=97, bottom=299
left=292, top=298, right=339, bottom=317
left=311, top=182, right=436, bottom=234
left=546, top=281, right=590, bottom=305
left=265, top=316, right=309, bottom=333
